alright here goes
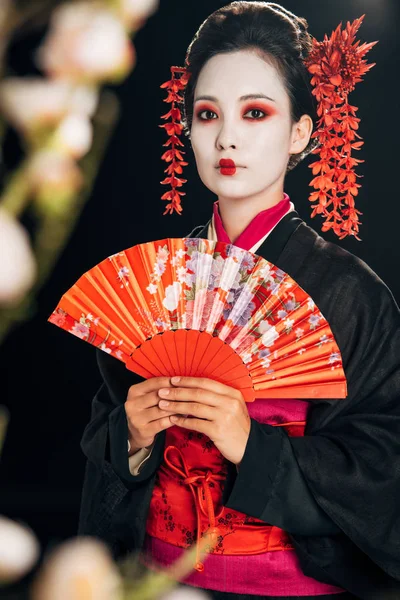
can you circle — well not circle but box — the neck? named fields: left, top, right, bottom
left=217, top=181, right=285, bottom=243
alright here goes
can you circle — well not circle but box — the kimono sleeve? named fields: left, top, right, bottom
left=289, top=265, right=400, bottom=583
left=78, top=350, right=164, bottom=540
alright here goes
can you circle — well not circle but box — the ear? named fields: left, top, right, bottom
left=289, top=114, right=313, bottom=156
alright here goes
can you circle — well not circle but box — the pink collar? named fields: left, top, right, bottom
left=213, top=193, right=291, bottom=251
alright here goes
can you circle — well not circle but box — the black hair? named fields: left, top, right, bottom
left=182, top=1, right=318, bottom=170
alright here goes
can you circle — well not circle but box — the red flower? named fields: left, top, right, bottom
left=159, top=66, right=191, bottom=215
left=304, top=15, right=377, bottom=240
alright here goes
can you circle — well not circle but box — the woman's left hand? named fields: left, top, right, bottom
left=157, top=376, right=251, bottom=465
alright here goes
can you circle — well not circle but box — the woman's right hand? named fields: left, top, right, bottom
left=124, top=377, right=176, bottom=454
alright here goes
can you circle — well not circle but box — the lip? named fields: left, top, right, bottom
left=219, top=158, right=236, bottom=168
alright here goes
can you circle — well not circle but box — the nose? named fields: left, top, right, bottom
left=216, top=120, right=238, bottom=151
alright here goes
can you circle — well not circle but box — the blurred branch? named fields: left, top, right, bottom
left=0, top=90, right=119, bottom=343
left=121, top=542, right=207, bottom=600
left=0, top=160, right=31, bottom=217
left=4, top=0, right=70, bottom=39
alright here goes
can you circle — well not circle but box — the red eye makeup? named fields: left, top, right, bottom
left=195, top=103, right=218, bottom=121
left=194, top=101, right=278, bottom=122
left=242, top=103, right=278, bottom=119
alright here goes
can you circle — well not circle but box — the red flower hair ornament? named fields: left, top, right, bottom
left=159, top=65, right=191, bottom=215
left=160, top=16, right=377, bottom=240
left=304, top=15, right=377, bottom=240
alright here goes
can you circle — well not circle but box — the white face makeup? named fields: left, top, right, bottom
left=190, top=50, right=305, bottom=204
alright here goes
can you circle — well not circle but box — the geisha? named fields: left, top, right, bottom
left=77, top=3, right=400, bottom=599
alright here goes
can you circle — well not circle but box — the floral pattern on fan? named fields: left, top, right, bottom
left=48, top=237, right=347, bottom=400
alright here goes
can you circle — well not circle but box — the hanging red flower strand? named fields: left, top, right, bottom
left=304, top=15, right=377, bottom=240
left=160, top=66, right=190, bottom=215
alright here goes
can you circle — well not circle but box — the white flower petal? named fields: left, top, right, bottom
left=37, top=3, right=134, bottom=82
left=0, top=77, right=71, bottom=131
left=0, top=209, right=36, bottom=306
left=0, top=516, right=39, bottom=584
left=55, top=114, right=92, bottom=159
left=32, top=538, right=122, bottom=600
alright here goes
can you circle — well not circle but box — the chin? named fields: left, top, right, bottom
left=213, top=183, right=258, bottom=200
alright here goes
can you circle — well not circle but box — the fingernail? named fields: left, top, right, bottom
left=159, top=389, right=170, bottom=396
left=171, top=376, right=181, bottom=384
left=159, top=400, right=169, bottom=408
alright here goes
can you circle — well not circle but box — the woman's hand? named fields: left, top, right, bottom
left=125, top=377, right=177, bottom=455
left=157, top=377, right=251, bottom=465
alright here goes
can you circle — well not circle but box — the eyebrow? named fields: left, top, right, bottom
left=194, top=93, right=276, bottom=103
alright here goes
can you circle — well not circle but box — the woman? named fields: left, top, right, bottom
left=78, top=3, right=400, bottom=599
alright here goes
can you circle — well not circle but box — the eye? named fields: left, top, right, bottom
left=243, top=108, right=267, bottom=120
left=197, top=109, right=218, bottom=121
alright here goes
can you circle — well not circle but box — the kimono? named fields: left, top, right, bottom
left=78, top=208, right=400, bottom=600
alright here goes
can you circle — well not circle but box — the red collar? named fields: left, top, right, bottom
left=213, top=194, right=291, bottom=251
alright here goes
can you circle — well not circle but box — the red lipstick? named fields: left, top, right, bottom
left=219, top=158, right=236, bottom=176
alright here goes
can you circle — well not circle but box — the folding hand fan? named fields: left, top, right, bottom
left=48, top=238, right=347, bottom=402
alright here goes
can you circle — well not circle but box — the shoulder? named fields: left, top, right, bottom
left=297, top=223, right=399, bottom=319
left=291, top=224, right=400, bottom=378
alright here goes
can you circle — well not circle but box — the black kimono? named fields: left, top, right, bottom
left=78, top=211, right=400, bottom=600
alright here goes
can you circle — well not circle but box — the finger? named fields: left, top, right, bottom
left=170, top=415, right=213, bottom=436
left=147, top=416, right=175, bottom=437
left=170, top=376, right=243, bottom=400
left=158, top=386, right=226, bottom=407
left=128, top=377, right=173, bottom=397
left=158, top=399, right=215, bottom=421
left=128, top=389, right=172, bottom=411
left=146, top=405, right=179, bottom=422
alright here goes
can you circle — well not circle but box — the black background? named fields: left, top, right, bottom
left=1, top=0, right=399, bottom=555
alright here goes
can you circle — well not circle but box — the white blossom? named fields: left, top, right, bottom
left=329, top=352, right=341, bottom=364
left=146, top=283, right=158, bottom=294
left=307, top=297, right=315, bottom=311
left=284, top=318, right=295, bottom=330
left=0, top=208, right=36, bottom=306
left=162, top=282, right=182, bottom=311
left=176, top=266, right=188, bottom=283
left=31, top=538, right=122, bottom=600
left=36, top=2, right=134, bottom=83
left=241, top=352, right=252, bottom=364
left=309, top=314, right=321, bottom=328
left=0, top=78, right=98, bottom=132
left=154, top=259, right=166, bottom=277
left=100, top=343, right=112, bottom=354
left=117, top=0, right=159, bottom=29
left=0, top=516, right=39, bottom=584
left=260, top=324, right=279, bottom=348
left=258, top=263, right=272, bottom=280
left=54, top=113, right=92, bottom=159
left=117, top=266, right=129, bottom=281
left=258, top=319, right=271, bottom=334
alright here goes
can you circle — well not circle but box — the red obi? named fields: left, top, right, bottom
left=146, top=414, right=306, bottom=572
